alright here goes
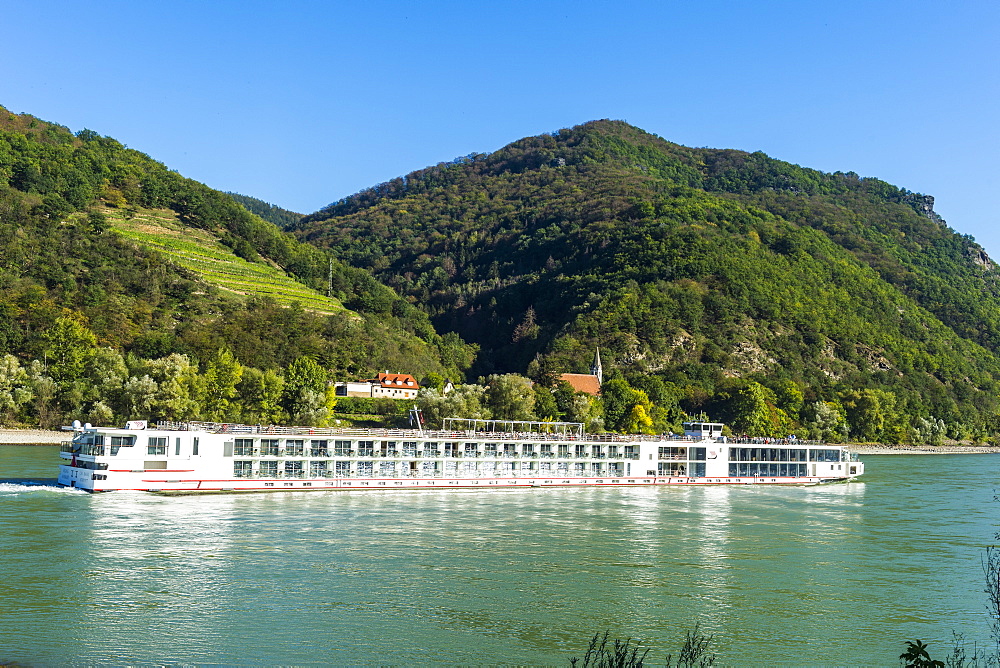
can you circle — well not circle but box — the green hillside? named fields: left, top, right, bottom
left=0, top=105, right=476, bottom=428
left=227, top=192, right=303, bottom=230
left=296, top=120, right=1000, bottom=441
left=106, top=206, right=344, bottom=314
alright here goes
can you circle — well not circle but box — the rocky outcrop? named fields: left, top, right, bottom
left=904, top=193, right=945, bottom=224
left=966, top=245, right=993, bottom=271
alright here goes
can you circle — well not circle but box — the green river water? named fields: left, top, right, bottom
left=1, top=445, right=997, bottom=666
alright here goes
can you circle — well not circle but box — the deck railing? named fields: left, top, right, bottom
left=152, top=420, right=733, bottom=443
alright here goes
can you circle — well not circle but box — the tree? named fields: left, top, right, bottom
left=416, top=385, right=489, bottom=429
left=142, top=354, right=202, bottom=421
left=533, top=384, right=559, bottom=421
left=0, top=354, right=33, bottom=424
left=568, top=393, right=604, bottom=433
left=203, top=349, right=244, bottom=422
left=730, top=381, right=788, bottom=437
left=282, top=356, right=334, bottom=425
left=238, top=367, right=285, bottom=424
left=914, top=417, right=947, bottom=446
left=81, top=348, right=128, bottom=422
left=43, top=315, right=97, bottom=383
left=802, top=401, right=848, bottom=442
left=841, top=389, right=898, bottom=443
left=26, top=361, right=59, bottom=428
left=422, top=372, right=446, bottom=392
left=624, top=402, right=655, bottom=434
left=602, top=377, right=653, bottom=433
left=771, top=379, right=804, bottom=422
left=122, top=374, right=157, bottom=419
left=483, top=374, right=535, bottom=420
left=630, top=376, right=685, bottom=433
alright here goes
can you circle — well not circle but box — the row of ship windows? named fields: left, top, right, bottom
left=232, top=462, right=823, bottom=479
left=233, top=460, right=629, bottom=477
left=729, top=448, right=844, bottom=463
left=232, top=439, right=638, bottom=458
left=657, top=463, right=826, bottom=477
left=729, top=463, right=809, bottom=477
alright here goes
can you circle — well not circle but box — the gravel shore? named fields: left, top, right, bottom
left=0, top=428, right=67, bottom=445
left=850, top=444, right=1000, bottom=455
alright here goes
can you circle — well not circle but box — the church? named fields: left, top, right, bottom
left=557, top=349, right=603, bottom=396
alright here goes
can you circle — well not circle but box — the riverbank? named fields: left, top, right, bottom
left=851, top=443, right=1000, bottom=455
left=3, top=427, right=998, bottom=453
left=0, top=428, right=65, bottom=445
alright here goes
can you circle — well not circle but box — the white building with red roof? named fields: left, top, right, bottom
left=334, top=372, right=421, bottom=399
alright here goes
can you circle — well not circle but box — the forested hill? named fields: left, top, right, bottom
left=295, top=120, right=1000, bottom=441
left=227, top=192, right=303, bottom=230
left=0, top=105, right=474, bottom=428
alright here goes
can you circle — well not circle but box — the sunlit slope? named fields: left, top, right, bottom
left=107, top=207, right=347, bottom=314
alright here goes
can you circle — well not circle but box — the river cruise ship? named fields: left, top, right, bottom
left=57, top=417, right=864, bottom=493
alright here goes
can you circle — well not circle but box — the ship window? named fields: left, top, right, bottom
left=175, top=438, right=181, bottom=456
left=193, top=437, right=199, bottom=456
left=147, top=437, right=166, bottom=455
left=110, top=436, right=135, bottom=447
left=234, top=439, right=254, bottom=456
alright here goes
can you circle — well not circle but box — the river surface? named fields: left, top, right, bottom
left=1, top=445, right=997, bottom=666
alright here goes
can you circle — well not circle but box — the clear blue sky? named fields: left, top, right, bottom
left=5, top=0, right=999, bottom=254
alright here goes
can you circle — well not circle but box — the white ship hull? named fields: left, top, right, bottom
left=57, top=420, right=864, bottom=493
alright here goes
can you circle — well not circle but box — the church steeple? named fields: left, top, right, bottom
left=590, top=347, right=603, bottom=385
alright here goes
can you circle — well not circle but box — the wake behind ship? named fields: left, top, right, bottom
left=57, top=418, right=863, bottom=493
